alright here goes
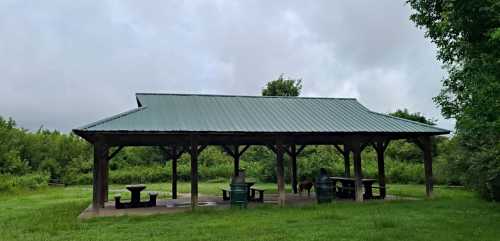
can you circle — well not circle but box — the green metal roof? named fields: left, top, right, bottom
left=74, top=93, right=449, bottom=134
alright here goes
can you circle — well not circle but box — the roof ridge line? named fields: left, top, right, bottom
left=135, top=92, right=357, bottom=100
left=367, top=110, right=450, bottom=133
left=75, top=106, right=148, bottom=130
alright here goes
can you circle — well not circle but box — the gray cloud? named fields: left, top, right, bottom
left=0, top=0, right=454, bottom=132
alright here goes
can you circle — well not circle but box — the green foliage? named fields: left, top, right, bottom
left=0, top=115, right=458, bottom=188
left=389, top=108, right=435, bottom=125
left=0, top=117, right=30, bottom=175
left=262, top=74, right=302, bottom=96
left=0, top=173, right=49, bottom=192
left=408, top=0, right=500, bottom=199
left=386, top=109, right=443, bottom=163
left=0, top=116, right=92, bottom=181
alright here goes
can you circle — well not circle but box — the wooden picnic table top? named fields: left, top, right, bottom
left=329, top=177, right=377, bottom=182
left=126, top=184, right=146, bottom=192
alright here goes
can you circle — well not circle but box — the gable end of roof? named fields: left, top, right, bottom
left=75, top=106, right=148, bottom=131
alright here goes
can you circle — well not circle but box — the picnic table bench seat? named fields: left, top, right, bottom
left=250, top=187, right=265, bottom=202
left=221, top=188, right=231, bottom=201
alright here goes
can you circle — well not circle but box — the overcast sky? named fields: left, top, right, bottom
left=0, top=0, right=454, bottom=132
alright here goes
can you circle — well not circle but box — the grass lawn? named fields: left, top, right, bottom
left=0, top=183, right=499, bottom=241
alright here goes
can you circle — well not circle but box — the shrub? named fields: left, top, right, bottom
left=0, top=173, right=49, bottom=192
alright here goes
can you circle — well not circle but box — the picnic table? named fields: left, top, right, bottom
left=126, top=184, right=146, bottom=206
left=114, top=184, right=157, bottom=209
left=222, top=181, right=264, bottom=202
left=329, top=177, right=377, bottom=199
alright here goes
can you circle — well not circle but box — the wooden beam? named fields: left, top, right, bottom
left=103, top=155, right=109, bottom=203
left=171, top=146, right=179, bottom=199
left=276, top=142, right=286, bottom=206
left=333, top=144, right=345, bottom=155
left=291, top=144, right=298, bottom=194
left=176, top=145, right=188, bottom=159
left=92, top=142, right=108, bottom=210
left=278, top=144, right=306, bottom=195
left=238, top=145, right=251, bottom=156
left=412, top=138, right=425, bottom=151
left=190, top=140, right=199, bottom=210
left=79, top=131, right=447, bottom=147
left=383, top=139, right=391, bottom=152
left=360, top=140, right=373, bottom=152
left=233, top=145, right=240, bottom=176
left=351, top=141, right=363, bottom=202
left=296, top=145, right=306, bottom=155
left=222, top=145, right=236, bottom=157
left=333, top=144, right=351, bottom=177
left=197, top=145, right=207, bottom=154
left=283, top=145, right=293, bottom=156
left=104, top=145, right=123, bottom=201
left=266, top=144, right=277, bottom=154
left=421, top=136, right=433, bottom=198
left=107, top=146, right=124, bottom=161
left=161, top=145, right=186, bottom=199
left=159, top=146, right=174, bottom=160
left=374, top=141, right=387, bottom=199
left=412, top=136, right=433, bottom=198
left=343, top=144, right=350, bottom=177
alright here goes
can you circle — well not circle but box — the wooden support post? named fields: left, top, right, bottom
left=190, top=140, right=199, bottom=210
left=374, top=142, right=386, bottom=199
left=103, top=156, right=109, bottom=202
left=334, top=144, right=350, bottom=177
left=422, top=136, right=433, bottom=198
left=104, top=145, right=123, bottom=202
left=92, top=142, right=108, bottom=210
left=234, top=145, right=240, bottom=176
left=351, top=141, right=363, bottom=202
left=172, top=146, right=178, bottom=199
left=343, top=145, right=350, bottom=177
left=276, top=142, right=286, bottom=206
left=291, top=144, right=298, bottom=194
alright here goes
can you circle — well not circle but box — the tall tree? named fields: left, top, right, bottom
left=407, top=0, right=500, bottom=198
left=261, top=74, right=302, bottom=183
left=262, top=74, right=302, bottom=97
left=387, top=109, right=441, bottom=163
left=390, top=108, right=436, bottom=125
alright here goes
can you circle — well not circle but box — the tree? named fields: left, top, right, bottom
left=262, top=74, right=302, bottom=96
left=390, top=108, right=436, bottom=125
left=259, top=74, right=302, bottom=181
left=407, top=0, right=500, bottom=199
left=386, top=109, right=441, bottom=163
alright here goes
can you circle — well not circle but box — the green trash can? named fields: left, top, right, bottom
left=230, top=183, right=248, bottom=208
left=230, top=169, right=248, bottom=208
left=315, top=168, right=334, bottom=204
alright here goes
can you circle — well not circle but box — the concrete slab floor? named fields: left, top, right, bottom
left=78, top=193, right=417, bottom=219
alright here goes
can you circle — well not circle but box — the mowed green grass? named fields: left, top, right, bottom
left=0, top=183, right=499, bottom=241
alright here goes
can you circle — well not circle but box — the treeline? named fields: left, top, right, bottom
left=408, top=0, right=500, bottom=200
left=1, top=114, right=462, bottom=192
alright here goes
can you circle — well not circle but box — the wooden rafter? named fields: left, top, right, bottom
left=238, top=145, right=251, bottom=156
left=333, top=144, right=345, bottom=155
left=371, top=139, right=391, bottom=153
left=107, top=146, right=124, bottom=161
left=411, top=138, right=425, bottom=151
left=296, top=144, right=306, bottom=155
left=266, top=144, right=277, bottom=154
left=221, top=145, right=235, bottom=157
